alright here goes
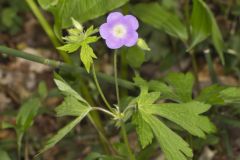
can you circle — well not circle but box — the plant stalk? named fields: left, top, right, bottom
left=25, top=0, right=72, bottom=64
left=190, top=51, right=200, bottom=91
left=92, top=65, right=113, bottom=112
left=0, top=46, right=135, bottom=90
left=121, top=122, right=136, bottom=160
left=204, top=51, right=218, bottom=83
left=114, top=50, right=120, bottom=106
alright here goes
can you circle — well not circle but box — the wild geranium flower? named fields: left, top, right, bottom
left=100, top=12, right=139, bottom=49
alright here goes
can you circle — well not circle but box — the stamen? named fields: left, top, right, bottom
left=112, top=24, right=127, bottom=38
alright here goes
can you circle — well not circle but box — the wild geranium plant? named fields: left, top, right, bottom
left=36, top=12, right=217, bottom=160
left=1, top=1, right=240, bottom=160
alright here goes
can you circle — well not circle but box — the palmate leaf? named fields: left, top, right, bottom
left=196, top=85, right=240, bottom=105
left=38, top=78, right=91, bottom=155
left=133, top=76, right=215, bottom=160
left=142, top=111, right=193, bottom=160
left=132, top=111, right=154, bottom=148
left=196, top=85, right=225, bottom=105
left=57, top=43, right=82, bottom=53
left=220, top=87, right=240, bottom=103
left=38, top=108, right=90, bottom=154
left=144, top=101, right=216, bottom=138
left=131, top=3, right=188, bottom=42
left=80, top=44, right=97, bottom=73
left=149, top=72, right=194, bottom=103
left=55, top=96, right=90, bottom=117
left=54, top=79, right=87, bottom=104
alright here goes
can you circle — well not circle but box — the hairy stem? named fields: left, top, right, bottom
left=0, top=46, right=135, bottom=90
left=25, top=0, right=72, bottom=64
left=92, top=107, right=115, bottom=118
left=92, top=65, right=113, bottom=112
left=121, top=122, right=136, bottom=160
left=114, top=50, right=120, bottom=106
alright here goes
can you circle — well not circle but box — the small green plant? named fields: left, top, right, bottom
left=1, top=82, right=47, bottom=159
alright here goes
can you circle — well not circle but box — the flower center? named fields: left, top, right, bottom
left=112, top=24, right=127, bottom=38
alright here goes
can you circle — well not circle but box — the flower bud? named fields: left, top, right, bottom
left=71, top=17, right=83, bottom=32
left=137, top=38, right=151, bottom=51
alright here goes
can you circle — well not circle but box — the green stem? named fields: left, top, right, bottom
left=114, top=50, right=120, bottom=106
left=120, top=51, right=128, bottom=96
left=204, top=51, right=218, bottom=83
left=0, top=46, right=135, bottom=90
left=184, top=0, right=200, bottom=91
left=25, top=1, right=110, bottom=150
left=25, top=0, right=72, bottom=64
left=184, top=0, right=191, bottom=44
left=92, top=64, right=113, bottom=112
left=17, top=132, right=23, bottom=160
left=87, top=114, right=115, bottom=154
left=121, top=122, right=135, bottom=160
left=92, top=107, right=115, bottom=118
left=190, top=51, right=200, bottom=91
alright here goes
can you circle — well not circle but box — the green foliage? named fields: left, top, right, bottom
left=39, top=113, right=90, bottom=154
left=190, top=0, right=212, bottom=49
left=57, top=22, right=99, bottom=72
left=39, top=79, right=91, bottom=154
left=132, top=112, right=154, bottom=148
left=220, top=87, right=240, bottom=104
left=149, top=72, right=194, bottom=103
left=54, top=79, right=88, bottom=103
left=197, top=85, right=240, bottom=105
left=16, top=98, right=41, bottom=133
left=0, top=0, right=27, bottom=34
left=131, top=75, right=216, bottom=160
left=55, top=96, right=90, bottom=117
left=0, top=149, right=11, bottom=160
left=143, top=113, right=193, bottom=160
left=125, top=46, right=145, bottom=69
left=37, top=0, right=58, bottom=10
left=144, top=102, right=216, bottom=138
left=38, top=81, right=48, bottom=99
left=80, top=43, right=97, bottom=72
left=85, top=152, right=123, bottom=160
left=190, top=0, right=225, bottom=64
left=196, top=85, right=225, bottom=105
left=131, top=2, right=188, bottom=42
left=37, top=0, right=129, bottom=34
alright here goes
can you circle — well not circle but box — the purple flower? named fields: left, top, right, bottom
left=100, top=12, right=139, bottom=49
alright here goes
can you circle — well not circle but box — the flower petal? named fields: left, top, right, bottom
left=105, top=38, right=123, bottom=49
left=124, top=15, right=139, bottom=30
left=99, top=23, right=111, bottom=39
left=107, top=12, right=123, bottom=23
left=124, top=31, right=138, bottom=47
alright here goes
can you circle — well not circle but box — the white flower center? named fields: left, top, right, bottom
left=112, top=24, right=127, bottom=38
